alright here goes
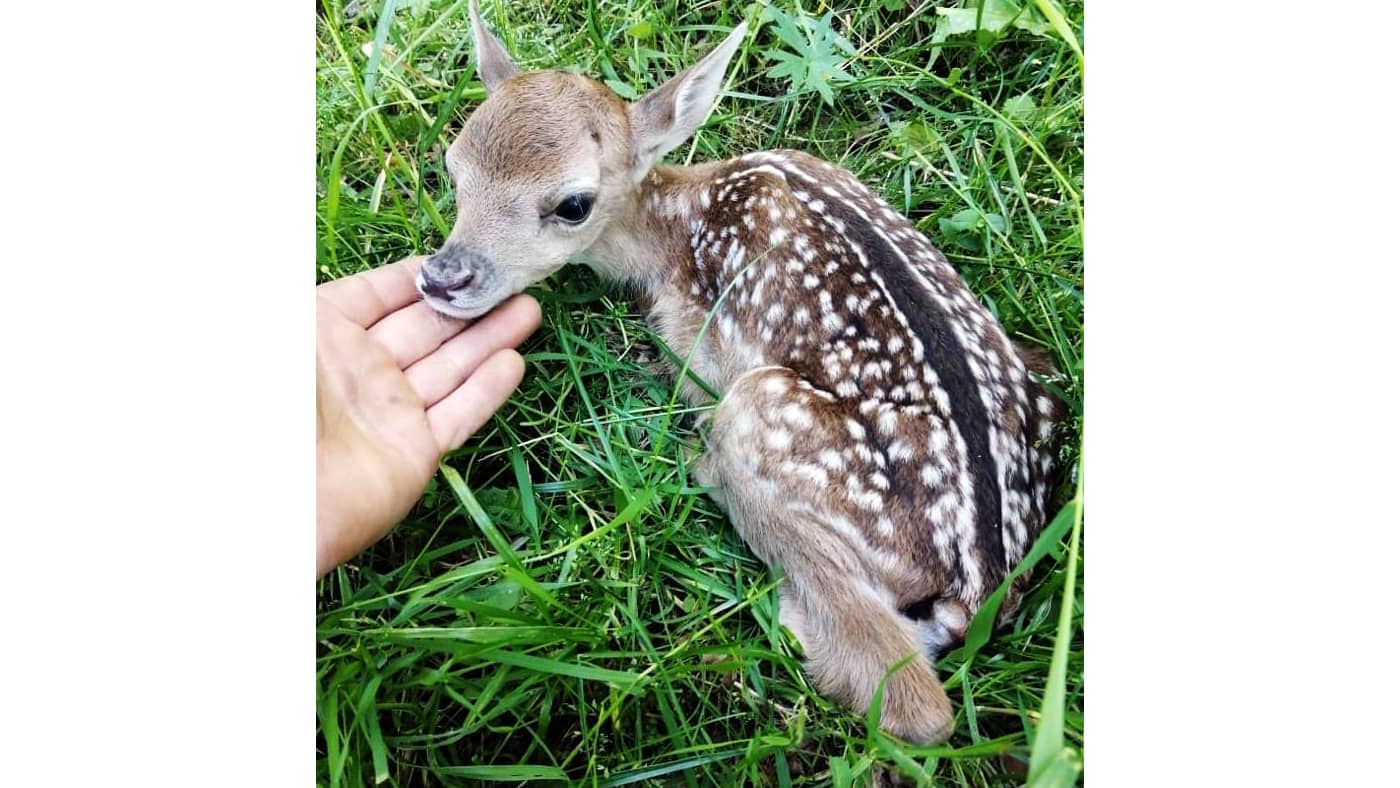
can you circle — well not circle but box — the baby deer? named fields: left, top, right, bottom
left=418, top=0, right=1066, bottom=744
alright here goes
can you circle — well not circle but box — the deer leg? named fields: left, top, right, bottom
left=698, top=366, right=955, bottom=744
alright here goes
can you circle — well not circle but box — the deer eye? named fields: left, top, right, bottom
left=551, top=193, right=594, bottom=224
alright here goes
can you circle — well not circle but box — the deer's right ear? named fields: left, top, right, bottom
left=470, top=0, right=519, bottom=93
left=627, top=22, right=748, bottom=182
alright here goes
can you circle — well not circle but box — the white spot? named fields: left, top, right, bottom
left=934, top=388, right=951, bottom=414
left=780, top=403, right=812, bottom=428
left=920, top=464, right=942, bottom=486
left=888, top=440, right=913, bottom=462
left=928, top=428, right=949, bottom=454
left=781, top=461, right=829, bottom=487
left=850, top=489, right=885, bottom=512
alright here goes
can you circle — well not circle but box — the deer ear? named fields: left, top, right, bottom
left=627, top=22, right=747, bottom=181
left=470, top=0, right=519, bottom=93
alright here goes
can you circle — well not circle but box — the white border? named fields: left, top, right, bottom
left=3, top=2, right=312, bottom=783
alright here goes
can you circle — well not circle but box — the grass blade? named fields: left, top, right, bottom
left=1031, top=0, right=1084, bottom=67
left=482, top=648, right=644, bottom=688
left=432, top=764, right=568, bottom=781
left=356, top=674, right=390, bottom=783
left=318, top=686, right=343, bottom=788
left=509, top=444, right=540, bottom=542
left=362, top=0, right=400, bottom=101
left=1028, top=454, right=1084, bottom=783
left=598, top=748, right=747, bottom=786
left=440, top=463, right=528, bottom=576
left=374, top=625, right=595, bottom=646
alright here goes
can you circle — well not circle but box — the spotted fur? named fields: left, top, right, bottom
left=636, top=151, right=1066, bottom=651
left=425, top=5, right=1067, bottom=744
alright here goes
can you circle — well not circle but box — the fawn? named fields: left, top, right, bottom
left=416, top=0, right=1066, bottom=744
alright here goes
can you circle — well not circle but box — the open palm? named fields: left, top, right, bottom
left=315, top=256, right=540, bottom=576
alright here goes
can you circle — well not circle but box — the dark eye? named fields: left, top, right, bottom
left=552, top=193, right=594, bottom=224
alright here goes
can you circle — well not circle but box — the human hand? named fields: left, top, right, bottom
left=316, top=256, right=541, bottom=577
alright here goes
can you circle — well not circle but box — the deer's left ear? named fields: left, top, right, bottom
left=470, top=0, right=520, bottom=93
left=627, top=22, right=748, bottom=181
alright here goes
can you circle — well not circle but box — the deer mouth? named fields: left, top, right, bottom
left=420, top=294, right=484, bottom=320
left=418, top=286, right=509, bottom=321
left=416, top=271, right=510, bottom=321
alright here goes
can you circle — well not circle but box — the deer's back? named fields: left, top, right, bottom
left=654, top=149, right=1063, bottom=604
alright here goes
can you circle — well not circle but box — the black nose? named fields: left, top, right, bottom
left=419, top=253, right=476, bottom=299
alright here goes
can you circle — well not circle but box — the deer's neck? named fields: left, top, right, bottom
left=578, top=164, right=721, bottom=293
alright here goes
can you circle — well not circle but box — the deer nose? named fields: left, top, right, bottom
left=419, top=253, right=477, bottom=299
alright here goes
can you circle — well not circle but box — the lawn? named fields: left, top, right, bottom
left=316, top=0, right=1083, bottom=785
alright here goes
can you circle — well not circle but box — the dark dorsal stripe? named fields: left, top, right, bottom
left=820, top=195, right=1006, bottom=571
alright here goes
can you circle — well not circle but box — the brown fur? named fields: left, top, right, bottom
left=424, top=6, right=1068, bottom=744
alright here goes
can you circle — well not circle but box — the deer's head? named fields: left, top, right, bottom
left=416, top=0, right=747, bottom=319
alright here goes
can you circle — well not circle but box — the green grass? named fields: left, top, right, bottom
left=316, top=0, right=1083, bottom=785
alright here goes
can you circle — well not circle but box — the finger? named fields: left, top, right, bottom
left=404, top=295, right=541, bottom=408
left=316, top=256, right=426, bottom=327
left=366, top=300, right=470, bottom=370
left=427, top=349, right=526, bottom=453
